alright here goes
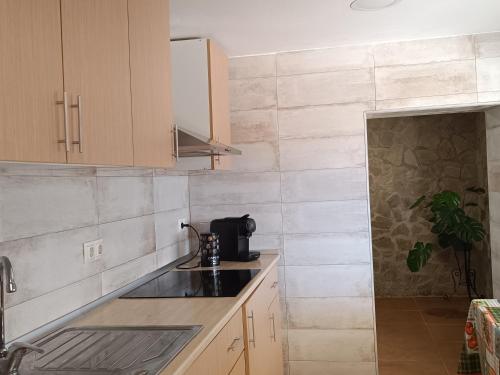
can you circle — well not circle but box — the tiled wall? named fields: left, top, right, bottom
left=486, top=107, right=500, bottom=296
left=189, top=32, right=500, bottom=375
left=0, top=164, right=190, bottom=341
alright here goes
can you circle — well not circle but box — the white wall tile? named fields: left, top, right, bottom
left=281, top=168, right=367, bottom=202
left=250, top=234, right=283, bottom=251
left=157, top=240, right=190, bottom=268
left=154, top=175, right=189, bottom=212
left=101, top=253, right=156, bottom=295
left=288, top=329, right=375, bottom=361
left=0, top=176, right=98, bottom=242
left=374, top=36, right=474, bottom=66
left=284, top=232, right=371, bottom=265
left=278, top=102, right=372, bottom=139
left=5, top=275, right=101, bottom=341
left=96, top=167, right=153, bottom=177
left=375, top=60, right=477, bottom=101
left=289, top=361, right=377, bottom=375
left=189, top=172, right=281, bottom=205
left=0, top=164, right=95, bottom=177
left=479, top=91, right=500, bottom=104
left=99, top=215, right=156, bottom=269
left=231, top=110, right=278, bottom=144
left=285, top=265, right=373, bottom=297
left=477, top=57, right=500, bottom=93
left=487, top=127, right=500, bottom=161
left=277, top=45, right=373, bottom=76
left=190, top=203, right=283, bottom=235
left=375, top=93, right=478, bottom=111
left=475, top=32, right=500, bottom=59
left=2, top=226, right=100, bottom=308
left=283, top=200, right=369, bottom=234
left=278, top=69, right=374, bottom=108
left=229, top=54, right=276, bottom=79
left=229, top=77, right=277, bottom=111
left=287, top=297, right=374, bottom=329
left=97, top=176, right=153, bottom=223
left=280, top=136, right=366, bottom=171
left=230, top=142, right=280, bottom=172
left=154, top=208, right=190, bottom=249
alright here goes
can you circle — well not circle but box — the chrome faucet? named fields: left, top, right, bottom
left=0, top=257, right=43, bottom=375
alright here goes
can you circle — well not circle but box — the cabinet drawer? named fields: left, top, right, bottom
left=257, top=266, right=279, bottom=309
left=229, top=353, right=245, bottom=375
left=215, top=308, right=244, bottom=375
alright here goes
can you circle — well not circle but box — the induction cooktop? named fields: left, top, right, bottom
left=120, top=269, right=260, bottom=298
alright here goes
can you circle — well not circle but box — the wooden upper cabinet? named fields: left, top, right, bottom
left=0, top=0, right=66, bottom=163
left=61, top=0, right=134, bottom=166
left=171, top=38, right=233, bottom=171
left=128, top=0, right=175, bottom=168
left=208, top=40, right=232, bottom=170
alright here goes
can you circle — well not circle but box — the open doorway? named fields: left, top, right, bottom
left=367, top=111, right=492, bottom=375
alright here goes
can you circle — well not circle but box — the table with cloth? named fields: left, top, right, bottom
left=458, top=299, right=500, bottom=375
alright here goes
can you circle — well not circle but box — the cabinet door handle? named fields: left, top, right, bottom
left=56, top=92, right=70, bottom=152
left=172, top=124, right=179, bottom=160
left=71, top=95, right=83, bottom=153
left=227, top=337, right=241, bottom=352
left=271, top=281, right=278, bottom=289
left=270, top=313, right=276, bottom=342
left=248, top=311, right=256, bottom=348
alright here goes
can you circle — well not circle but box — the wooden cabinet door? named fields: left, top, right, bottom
left=268, top=296, right=284, bottom=375
left=244, top=289, right=273, bottom=375
left=61, top=0, right=133, bottom=166
left=207, top=39, right=232, bottom=170
left=184, top=343, right=218, bottom=375
left=0, top=0, right=66, bottom=163
left=229, top=353, right=246, bottom=375
left=128, top=0, right=175, bottom=168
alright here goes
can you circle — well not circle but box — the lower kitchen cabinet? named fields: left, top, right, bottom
left=229, top=354, right=245, bottom=375
left=243, top=267, right=283, bottom=375
left=183, top=266, right=283, bottom=375
left=184, top=308, right=245, bottom=375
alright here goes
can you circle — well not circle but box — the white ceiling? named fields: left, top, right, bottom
left=170, top=0, right=500, bottom=57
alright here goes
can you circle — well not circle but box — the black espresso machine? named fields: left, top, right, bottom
left=210, top=214, right=260, bottom=262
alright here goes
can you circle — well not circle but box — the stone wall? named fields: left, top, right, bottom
left=368, top=112, right=491, bottom=297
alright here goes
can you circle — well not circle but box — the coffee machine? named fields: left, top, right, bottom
left=210, top=214, right=260, bottom=262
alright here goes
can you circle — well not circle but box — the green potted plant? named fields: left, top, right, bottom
left=406, top=188, right=486, bottom=299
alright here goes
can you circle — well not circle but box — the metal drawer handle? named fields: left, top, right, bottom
left=227, top=337, right=241, bottom=352
left=56, top=92, right=70, bottom=152
left=172, top=124, right=179, bottom=160
left=270, top=313, right=276, bottom=342
left=70, top=95, right=83, bottom=153
left=248, top=311, right=256, bottom=348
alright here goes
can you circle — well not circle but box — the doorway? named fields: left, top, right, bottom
left=366, top=110, right=492, bottom=375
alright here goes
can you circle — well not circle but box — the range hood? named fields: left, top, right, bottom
left=174, top=125, right=242, bottom=158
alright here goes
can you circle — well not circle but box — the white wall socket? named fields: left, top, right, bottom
left=83, top=239, right=103, bottom=263
left=178, top=218, right=187, bottom=232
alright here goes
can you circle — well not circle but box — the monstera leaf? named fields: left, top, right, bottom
left=407, top=242, right=433, bottom=272
left=406, top=189, right=486, bottom=272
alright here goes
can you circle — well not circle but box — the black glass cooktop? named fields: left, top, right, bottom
left=120, top=269, right=260, bottom=298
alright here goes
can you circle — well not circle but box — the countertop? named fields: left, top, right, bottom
left=69, top=254, right=280, bottom=375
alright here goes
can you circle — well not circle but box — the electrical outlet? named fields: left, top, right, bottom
left=83, top=239, right=103, bottom=263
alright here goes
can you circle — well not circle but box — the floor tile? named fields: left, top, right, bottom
left=427, top=324, right=465, bottom=342
left=376, top=297, right=419, bottom=311
left=378, top=361, right=448, bottom=375
left=376, top=309, right=424, bottom=325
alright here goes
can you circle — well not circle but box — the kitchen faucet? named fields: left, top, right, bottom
left=0, top=256, right=43, bottom=375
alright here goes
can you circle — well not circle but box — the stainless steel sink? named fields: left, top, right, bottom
left=18, top=326, right=202, bottom=375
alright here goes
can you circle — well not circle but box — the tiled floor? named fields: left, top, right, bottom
left=376, top=297, right=470, bottom=375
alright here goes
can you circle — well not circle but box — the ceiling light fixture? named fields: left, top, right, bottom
left=350, top=0, right=401, bottom=11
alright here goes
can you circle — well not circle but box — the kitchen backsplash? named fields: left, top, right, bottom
left=0, top=164, right=190, bottom=341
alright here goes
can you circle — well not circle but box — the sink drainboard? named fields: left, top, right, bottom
left=19, top=326, right=202, bottom=375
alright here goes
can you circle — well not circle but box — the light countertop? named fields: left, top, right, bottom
left=69, top=254, right=280, bottom=375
